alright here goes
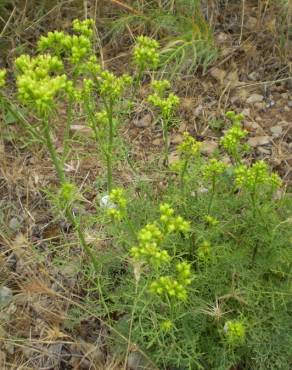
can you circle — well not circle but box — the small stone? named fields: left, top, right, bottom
left=248, top=71, right=260, bottom=81
left=284, top=106, right=290, bottom=112
left=70, top=125, right=92, bottom=136
left=254, top=102, right=266, bottom=110
left=281, top=93, right=288, bottom=99
left=0, top=286, right=13, bottom=306
left=288, top=100, right=292, bottom=108
left=210, top=68, right=226, bottom=84
left=248, top=136, right=271, bottom=147
left=257, top=147, right=271, bottom=155
left=194, top=104, right=203, bottom=116
left=171, top=134, right=184, bottom=144
left=201, top=141, right=218, bottom=155
left=152, top=138, right=162, bottom=146
left=270, top=125, right=283, bottom=138
left=242, top=108, right=251, bottom=117
left=99, top=195, right=116, bottom=209
left=246, top=16, right=257, bottom=30
left=216, top=32, right=229, bottom=43
left=9, top=217, right=21, bottom=232
left=243, top=121, right=261, bottom=133
left=246, top=94, right=264, bottom=104
left=133, top=113, right=152, bottom=128
left=169, top=151, right=179, bottom=165
left=127, top=352, right=145, bottom=370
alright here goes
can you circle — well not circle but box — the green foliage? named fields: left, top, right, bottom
left=0, top=69, right=6, bottom=87
left=1, top=18, right=291, bottom=370
left=108, top=0, right=217, bottom=76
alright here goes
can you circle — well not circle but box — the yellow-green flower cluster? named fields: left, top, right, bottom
left=225, top=111, right=245, bottom=124
left=148, top=80, right=179, bottom=120
left=130, top=223, right=170, bottom=266
left=234, top=160, right=282, bottom=191
left=203, top=158, right=226, bottom=180
left=98, top=70, right=132, bottom=101
left=0, top=69, right=6, bottom=87
left=133, top=35, right=159, bottom=72
left=38, top=19, right=94, bottom=65
left=160, top=320, right=173, bottom=331
left=197, top=240, right=212, bottom=261
left=159, top=203, right=190, bottom=233
left=94, top=110, right=109, bottom=126
left=151, top=80, right=170, bottom=96
left=220, top=112, right=248, bottom=158
left=178, top=132, right=202, bottom=157
left=15, top=54, right=66, bottom=114
left=72, top=19, right=94, bottom=37
left=83, top=55, right=101, bottom=74
left=59, top=182, right=78, bottom=203
left=224, top=320, right=246, bottom=345
left=106, top=188, right=127, bottom=221
left=204, top=215, right=219, bottom=226
left=149, top=261, right=192, bottom=300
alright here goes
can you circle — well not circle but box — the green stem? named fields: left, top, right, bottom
left=104, top=99, right=114, bottom=193
left=180, top=157, right=189, bottom=193
left=42, top=117, right=66, bottom=183
left=162, top=118, right=169, bottom=166
left=207, top=176, right=216, bottom=214
left=65, top=208, right=99, bottom=271
left=1, top=93, right=41, bottom=142
left=62, top=95, right=74, bottom=162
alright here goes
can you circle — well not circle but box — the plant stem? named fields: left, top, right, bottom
left=62, top=95, right=74, bottom=162
left=1, top=93, right=41, bottom=142
left=42, top=117, right=66, bottom=183
left=162, top=118, right=169, bottom=166
left=104, top=99, right=114, bottom=193
left=180, top=157, right=189, bottom=192
left=207, top=176, right=216, bottom=214
left=65, top=207, right=99, bottom=271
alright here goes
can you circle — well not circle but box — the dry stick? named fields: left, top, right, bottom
left=0, top=6, right=16, bottom=38
left=239, top=0, right=245, bottom=45
left=110, top=0, right=141, bottom=15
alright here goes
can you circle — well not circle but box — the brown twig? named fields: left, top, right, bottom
left=110, top=0, right=141, bottom=15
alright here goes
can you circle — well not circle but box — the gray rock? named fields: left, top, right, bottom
left=270, top=126, right=283, bottom=138
left=246, top=94, right=264, bottom=104
left=248, top=136, right=271, bottom=147
left=0, top=286, right=13, bottom=306
left=133, top=113, right=152, bottom=128
left=9, top=217, right=21, bottom=232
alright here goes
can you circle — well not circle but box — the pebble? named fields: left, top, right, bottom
left=171, top=134, right=184, bottom=144
left=152, top=138, right=162, bottom=146
left=254, top=102, right=266, bottom=110
left=9, top=217, right=21, bottom=232
left=99, top=195, right=116, bottom=209
left=127, top=352, right=145, bottom=370
left=246, top=94, right=264, bottom=104
left=248, top=136, right=271, bottom=147
left=270, top=125, right=283, bottom=138
left=0, top=286, right=13, bottom=306
left=248, top=71, right=260, bottom=81
left=201, top=141, right=218, bottom=155
left=133, top=113, right=152, bottom=128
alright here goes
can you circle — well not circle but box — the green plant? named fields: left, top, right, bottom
left=148, top=79, right=179, bottom=165
left=2, top=18, right=291, bottom=369
left=94, top=110, right=291, bottom=369
left=133, top=35, right=160, bottom=85
left=220, top=111, right=249, bottom=164
left=108, top=0, right=217, bottom=77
